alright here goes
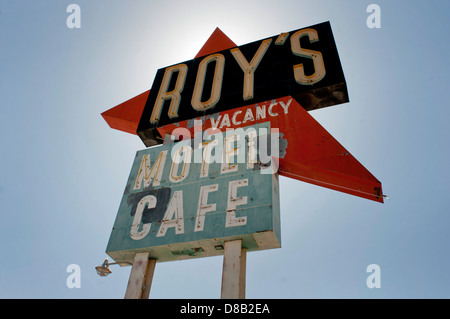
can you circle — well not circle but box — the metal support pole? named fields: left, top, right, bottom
left=124, top=252, right=156, bottom=299
left=221, top=239, right=247, bottom=299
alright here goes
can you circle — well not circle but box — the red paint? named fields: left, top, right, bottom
left=101, top=90, right=149, bottom=135
left=195, top=27, right=237, bottom=58
left=101, top=29, right=384, bottom=203
left=101, top=27, right=236, bottom=135
left=156, top=97, right=383, bottom=203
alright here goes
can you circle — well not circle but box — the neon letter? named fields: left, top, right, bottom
left=134, top=151, right=168, bottom=190
left=290, top=29, right=326, bottom=85
left=191, top=54, right=225, bottom=111
left=230, top=39, right=272, bottom=101
left=150, top=64, right=188, bottom=123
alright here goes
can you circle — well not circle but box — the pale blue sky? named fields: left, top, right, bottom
left=0, top=0, right=449, bottom=298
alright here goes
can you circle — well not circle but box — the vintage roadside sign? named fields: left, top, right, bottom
left=101, top=21, right=384, bottom=203
left=157, top=96, right=384, bottom=203
left=137, top=21, right=348, bottom=147
left=106, top=123, right=281, bottom=263
left=100, top=20, right=385, bottom=299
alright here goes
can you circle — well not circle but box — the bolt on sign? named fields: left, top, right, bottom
left=106, top=123, right=281, bottom=263
left=137, top=21, right=348, bottom=147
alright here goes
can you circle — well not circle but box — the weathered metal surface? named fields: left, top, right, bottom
left=101, top=90, right=150, bottom=135
left=155, top=96, right=384, bottom=203
left=137, top=21, right=348, bottom=147
left=100, top=24, right=383, bottom=203
left=106, top=122, right=281, bottom=264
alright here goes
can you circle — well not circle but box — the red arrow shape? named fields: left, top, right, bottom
left=195, top=27, right=237, bottom=58
left=156, top=96, right=383, bottom=203
left=101, top=29, right=384, bottom=203
left=101, top=90, right=149, bottom=135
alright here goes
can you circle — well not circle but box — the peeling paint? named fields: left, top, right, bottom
left=106, top=123, right=281, bottom=263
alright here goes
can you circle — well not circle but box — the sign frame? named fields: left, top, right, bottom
left=106, top=123, right=281, bottom=264
left=137, top=21, right=348, bottom=147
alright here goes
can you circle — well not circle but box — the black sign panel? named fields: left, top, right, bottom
left=138, top=21, right=348, bottom=146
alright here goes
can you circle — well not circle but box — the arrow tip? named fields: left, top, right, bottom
left=195, top=27, right=237, bottom=58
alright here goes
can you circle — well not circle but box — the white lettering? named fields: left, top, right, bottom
left=224, top=303, right=270, bottom=314
left=221, top=134, right=239, bottom=174
left=200, top=140, right=218, bottom=178
left=226, top=179, right=248, bottom=227
left=203, top=130, right=224, bottom=165
left=268, top=101, right=278, bottom=116
left=366, top=264, right=381, bottom=288
left=230, top=39, right=272, bottom=101
left=247, top=129, right=257, bottom=169
left=291, top=29, right=326, bottom=85
left=130, top=195, right=156, bottom=240
left=209, top=115, right=221, bottom=129
left=279, top=99, right=292, bottom=114
left=231, top=110, right=242, bottom=125
left=219, top=113, right=231, bottom=129
left=192, top=54, right=225, bottom=111
left=366, top=4, right=381, bottom=29
left=150, top=64, right=188, bottom=123
left=170, top=145, right=191, bottom=183
left=134, top=151, right=168, bottom=190
left=157, top=191, right=184, bottom=237
left=180, top=303, right=215, bottom=316
left=194, top=184, right=218, bottom=232
left=242, top=108, right=254, bottom=123
left=255, top=104, right=266, bottom=120
left=66, top=4, right=81, bottom=29
left=66, top=264, right=81, bottom=288
left=258, top=127, right=280, bottom=175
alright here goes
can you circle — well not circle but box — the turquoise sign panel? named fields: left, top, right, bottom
left=106, top=123, right=280, bottom=263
